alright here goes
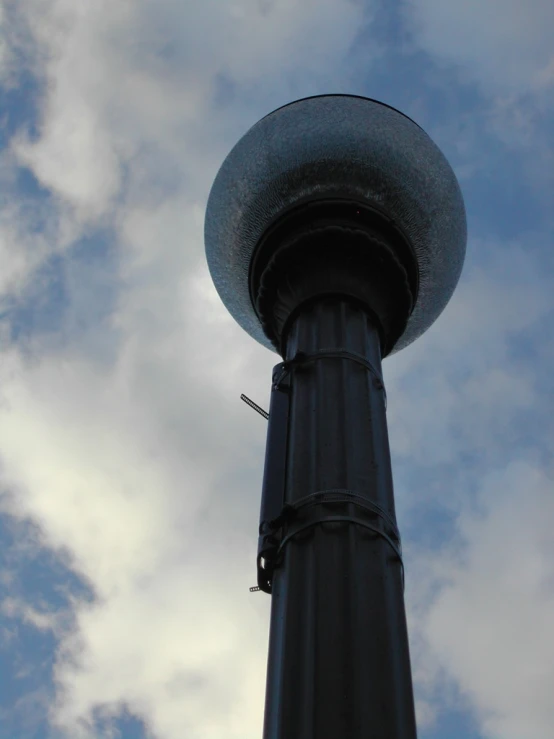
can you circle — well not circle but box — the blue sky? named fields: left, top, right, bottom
left=0, top=1, right=553, bottom=738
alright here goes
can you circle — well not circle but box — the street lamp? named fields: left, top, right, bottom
left=205, top=94, right=466, bottom=739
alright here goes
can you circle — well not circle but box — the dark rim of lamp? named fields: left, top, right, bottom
left=259, top=93, right=426, bottom=132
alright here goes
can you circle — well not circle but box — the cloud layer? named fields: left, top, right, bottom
left=0, top=1, right=553, bottom=738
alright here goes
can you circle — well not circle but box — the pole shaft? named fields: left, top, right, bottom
left=262, top=296, right=417, bottom=739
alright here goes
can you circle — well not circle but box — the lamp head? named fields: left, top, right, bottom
left=204, top=94, right=466, bottom=355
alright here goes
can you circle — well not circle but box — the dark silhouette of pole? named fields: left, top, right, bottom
left=204, top=94, right=466, bottom=739
left=262, top=298, right=416, bottom=737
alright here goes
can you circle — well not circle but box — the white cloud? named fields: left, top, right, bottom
left=1, top=595, right=60, bottom=632
left=388, top=235, right=554, bottom=736
left=403, top=0, right=554, bottom=192
left=0, top=271, right=274, bottom=738
left=412, top=461, right=554, bottom=739
left=386, top=237, right=553, bottom=481
left=405, top=0, right=554, bottom=93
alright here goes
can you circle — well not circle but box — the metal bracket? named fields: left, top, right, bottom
left=251, top=362, right=291, bottom=594
left=240, top=394, right=269, bottom=420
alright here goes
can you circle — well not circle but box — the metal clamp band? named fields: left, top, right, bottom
left=252, top=489, right=403, bottom=594
left=273, top=349, right=386, bottom=407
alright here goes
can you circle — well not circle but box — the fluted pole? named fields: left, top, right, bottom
left=262, top=296, right=417, bottom=739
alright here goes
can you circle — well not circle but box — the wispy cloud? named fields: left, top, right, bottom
left=0, top=1, right=553, bottom=738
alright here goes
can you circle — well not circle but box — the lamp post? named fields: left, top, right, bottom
left=205, top=94, right=466, bottom=739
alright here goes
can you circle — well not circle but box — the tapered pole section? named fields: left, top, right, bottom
left=262, top=296, right=417, bottom=739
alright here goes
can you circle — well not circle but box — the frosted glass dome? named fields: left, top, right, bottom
left=205, top=94, right=467, bottom=354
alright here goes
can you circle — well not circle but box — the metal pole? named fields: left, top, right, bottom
left=204, top=93, right=467, bottom=739
left=262, top=296, right=417, bottom=739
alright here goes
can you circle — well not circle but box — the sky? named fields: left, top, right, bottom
left=0, top=1, right=553, bottom=738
